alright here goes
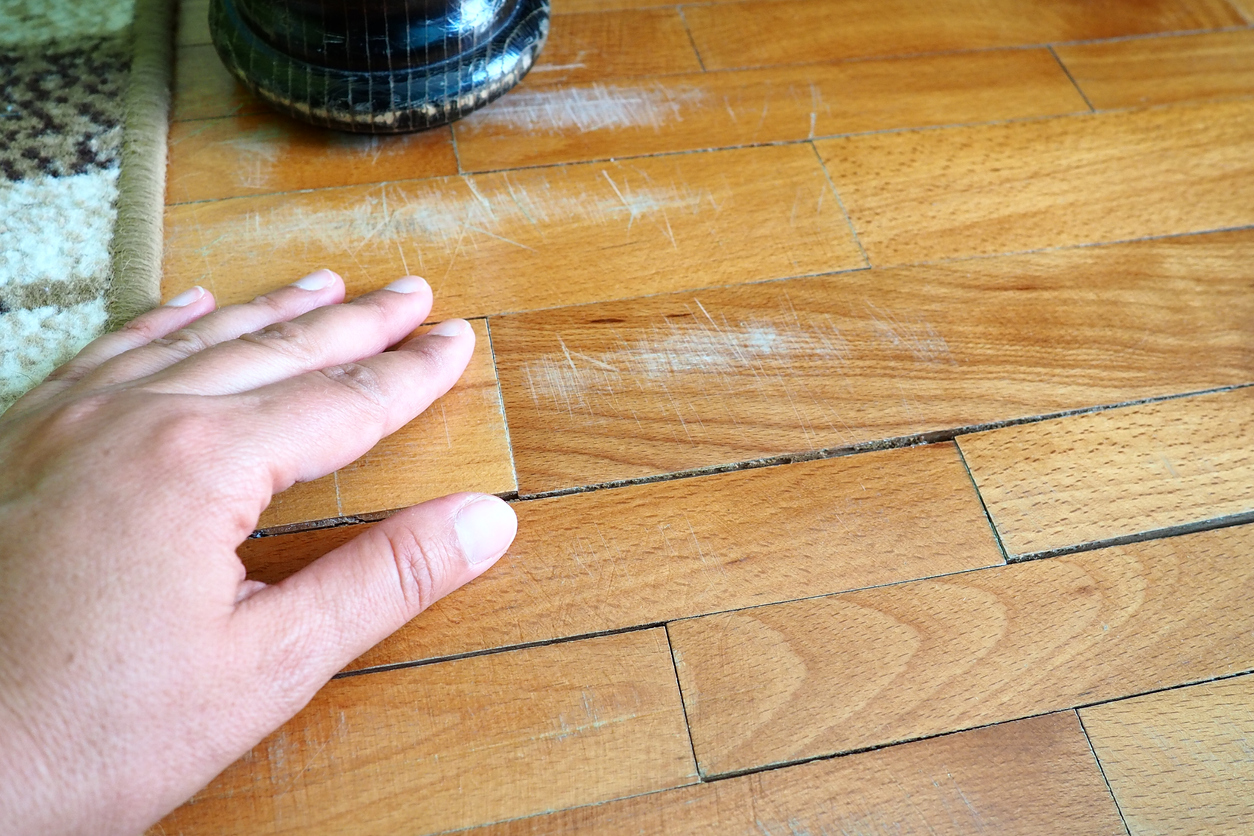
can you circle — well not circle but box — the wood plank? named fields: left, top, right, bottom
left=154, top=629, right=697, bottom=836
left=239, top=443, right=1004, bottom=671
left=460, top=712, right=1125, bottom=836
left=455, top=48, right=1087, bottom=172
left=1232, top=0, right=1254, bottom=23
left=254, top=319, right=516, bottom=530
left=526, top=8, right=702, bottom=88
left=1080, top=674, right=1254, bottom=836
left=172, top=43, right=266, bottom=123
left=1056, top=29, right=1254, bottom=109
left=958, top=387, right=1254, bottom=559
left=551, top=0, right=681, bottom=12
left=166, top=116, right=458, bottom=204
left=816, top=98, right=1254, bottom=266
left=684, top=0, right=1243, bottom=71
left=163, top=143, right=864, bottom=316
left=491, top=230, right=1254, bottom=495
left=667, top=523, right=1254, bottom=777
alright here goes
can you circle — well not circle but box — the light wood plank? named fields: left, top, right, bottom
left=684, top=0, right=1243, bottom=71
left=816, top=98, right=1254, bottom=265
left=526, top=8, right=702, bottom=88
left=240, top=443, right=1004, bottom=671
left=1232, top=0, right=1254, bottom=22
left=172, top=43, right=265, bottom=123
left=491, top=231, right=1254, bottom=495
left=1056, top=29, right=1254, bottom=109
left=254, top=319, right=515, bottom=530
left=551, top=0, right=680, bottom=12
left=1081, top=674, right=1254, bottom=836
left=668, top=524, right=1254, bottom=777
left=455, top=48, right=1087, bottom=172
left=167, top=116, right=458, bottom=204
left=163, top=143, right=864, bottom=317
left=461, top=712, right=1125, bottom=836
left=958, top=387, right=1254, bottom=559
left=154, top=629, right=697, bottom=836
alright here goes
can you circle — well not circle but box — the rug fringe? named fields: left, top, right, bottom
left=107, top=0, right=176, bottom=329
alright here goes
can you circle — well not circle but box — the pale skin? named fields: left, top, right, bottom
left=0, top=269, right=517, bottom=836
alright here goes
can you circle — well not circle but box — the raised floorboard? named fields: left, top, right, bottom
left=668, top=524, right=1254, bottom=777
left=460, top=712, right=1125, bottom=836
left=163, top=143, right=864, bottom=316
left=240, top=443, right=1004, bottom=671
left=958, top=387, right=1254, bottom=559
left=1080, top=674, right=1254, bottom=836
left=683, top=0, right=1242, bottom=71
left=817, top=97, right=1254, bottom=266
left=491, top=231, right=1254, bottom=495
left=153, top=629, right=696, bottom=836
left=1056, top=29, right=1254, bottom=109
left=166, top=116, right=458, bottom=204
left=454, top=49, right=1087, bottom=172
left=256, top=319, right=515, bottom=530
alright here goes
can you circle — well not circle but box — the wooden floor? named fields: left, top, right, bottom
left=156, top=1, right=1254, bottom=833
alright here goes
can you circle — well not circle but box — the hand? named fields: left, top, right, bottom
left=0, top=270, right=517, bottom=836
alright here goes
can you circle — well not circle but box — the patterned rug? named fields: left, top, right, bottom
left=0, top=0, right=173, bottom=411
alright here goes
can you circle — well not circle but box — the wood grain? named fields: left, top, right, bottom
left=816, top=97, right=1254, bottom=265
left=1081, top=674, right=1254, bottom=836
left=240, top=443, right=1004, bottom=671
left=460, top=712, right=1125, bottom=836
left=455, top=48, right=1087, bottom=172
left=668, top=523, right=1254, bottom=777
left=958, top=387, right=1254, bottom=559
left=172, top=43, right=265, bottom=122
left=167, top=116, right=458, bottom=204
left=491, top=230, right=1254, bottom=495
left=256, top=319, right=515, bottom=530
left=1056, top=29, right=1254, bottom=109
left=163, top=143, right=865, bottom=317
left=526, top=8, right=702, bottom=88
left=154, top=629, right=697, bottom=836
left=684, top=0, right=1243, bottom=71
left=177, top=0, right=209, bottom=46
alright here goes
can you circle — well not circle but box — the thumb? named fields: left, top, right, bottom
left=234, top=492, right=516, bottom=701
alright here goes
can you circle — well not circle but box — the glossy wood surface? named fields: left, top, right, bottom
left=153, top=629, right=696, bottom=835
left=669, top=524, right=1254, bottom=777
left=1081, top=674, right=1254, bottom=836
left=240, top=443, right=1003, bottom=670
left=493, top=232, right=1254, bottom=494
left=461, top=712, right=1125, bottom=836
left=818, top=98, right=1254, bottom=265
left=959, top=387, right=1254, bottom=558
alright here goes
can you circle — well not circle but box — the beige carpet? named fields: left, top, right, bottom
left=0, top=0, right=172, bottom=411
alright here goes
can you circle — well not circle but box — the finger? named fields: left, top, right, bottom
left=80, top=269, right=347, bottom=391
left=139, top=276, right=435, bottom=397
left=4, top=286, right=217, bottom=418
left=234, top=493, right=517, bottom=692
left=235, top=318, right=475, bottom=490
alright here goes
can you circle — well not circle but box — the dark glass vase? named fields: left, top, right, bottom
left=209, top=0, right=549, bottom=133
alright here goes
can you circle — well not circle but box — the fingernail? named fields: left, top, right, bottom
left=384, top=276, right=430, bottom=294
left=455, top=497, right=517, bottom=565
left=165, top=286, right=205, bottom=307
left=428, top=318, right=469, bottom=337
left=291, top=269, right=338, bottom=291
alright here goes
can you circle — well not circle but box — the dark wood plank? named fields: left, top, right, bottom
left=491, top=230, right=1254, bottom=495
left=154, top=630, right=697, bottom=835
left=668, top=524, right=1254, bottom=777
left=240, top=443, right=1004, bottom=671
left=461, top=712, right=1125, bottom=836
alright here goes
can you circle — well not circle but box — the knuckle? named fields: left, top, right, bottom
left=318, top=362, right=387, bottom=413
left=382, top=525, right=453, bottom=614
left=148, top=328, right=210, bottom=360
left=237, top=320, right=313, bottom=359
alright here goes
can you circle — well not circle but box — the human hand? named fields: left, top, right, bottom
left=0, top=270, right=517, bottom=836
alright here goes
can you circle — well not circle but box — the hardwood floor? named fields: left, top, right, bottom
left=159, top=0, right=1254, bottom=832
